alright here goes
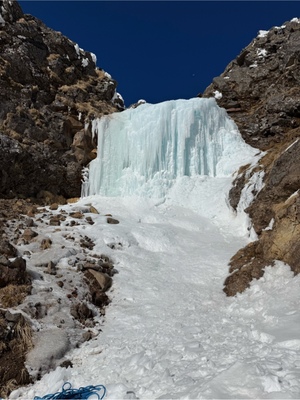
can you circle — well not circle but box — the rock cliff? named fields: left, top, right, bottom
left=203, top=18, right=300, bottom=295
left=0, top=0, right=123, bottom=200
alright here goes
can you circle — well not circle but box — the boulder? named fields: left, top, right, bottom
left=0, top=257, right=28, bottom=288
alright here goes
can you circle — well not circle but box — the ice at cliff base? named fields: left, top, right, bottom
left=84, top=98, right=256, bottom=198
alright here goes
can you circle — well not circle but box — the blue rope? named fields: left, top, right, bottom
left=34, top=382, right=106, bottom=399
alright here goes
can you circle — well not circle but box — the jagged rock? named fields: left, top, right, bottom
left=204, top=19, right=300, bottom=150
left=0, top=0, right=124, bottom=199
left=257, top=193, right=300, bottom=275
left=85, top=216, right=94, bottom=225
left=49, top=203, right=58, bottom=210
left=211, top=19, right=300, bottom=295
left=27, top=206, right=38, bottom=217
left=246, top=133, right=300, bottom=234
left=107, top=217, right=119, bottom=224
left=46, top=261, right=57, bottom=275
left=49, top=216, right=61, bottom=226
left=0, top=238, right=17, bottom=257
left=0, top=255, right=9, bottom=266
left=84, top=270, right=111, bottom=308
left=81, top=330, right=95, bottom=342
left=70, top=302, right=93, bottom=324
left=80, top=236, right=94, bottom=250
left=40, top=237, right=52, bottom=250
left=0, top=257, right=28, bottom=287
left=25, top=217, right=34, bottom=227
left=69, top=211, right=83, bottom=219
left=60, top=360, right=73, bottom=369
left=0, top=0, right=23, bottom=24
left=22, top=228, right=38, bottom=242
left=36, top=191, right=66, bottom=206
left=85, top=269, right=112, bottom=292
left=4, top=310, right=22, bottom=323
left=223, top=242, right=268, bottom=296
left=89, top=206, right=99, bottom=214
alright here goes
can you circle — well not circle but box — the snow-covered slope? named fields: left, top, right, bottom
left=11, top=195, right=300, bottom=400
left=11, top=99, right=300, bottom=399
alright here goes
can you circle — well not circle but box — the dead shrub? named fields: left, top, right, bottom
left=0, top=284, right=31, bottom=307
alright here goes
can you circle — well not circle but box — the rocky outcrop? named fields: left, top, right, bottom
left=203, top=19, right=300, bottom=295
left=204, top=18, right=300, bottom=150
left=0, top=0, right=124, bottom=199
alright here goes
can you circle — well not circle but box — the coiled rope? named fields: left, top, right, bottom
left=34, top=382, right=106, bottom=399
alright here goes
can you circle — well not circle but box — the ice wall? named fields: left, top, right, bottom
left=83, top=98, right=256, bottom=198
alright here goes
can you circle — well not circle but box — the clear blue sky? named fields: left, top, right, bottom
left=20, top=1, right=300, bottom=106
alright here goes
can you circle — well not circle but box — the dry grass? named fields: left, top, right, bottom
left=1, top=378, right=18, bottom=398
left=14, top=315, right=33, bottom=354
left=0, top=341, right=7, bottom=354
left=0, top=284, right=31, bottom=308
left=47, top=53, right=60, bottom=62
left=0, top=314, right=33, bottom=398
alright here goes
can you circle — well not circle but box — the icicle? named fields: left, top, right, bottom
left=85, top=98, right=255, bottom=198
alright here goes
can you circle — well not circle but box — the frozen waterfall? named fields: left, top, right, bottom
left=82, top=98, right=256, bottom=198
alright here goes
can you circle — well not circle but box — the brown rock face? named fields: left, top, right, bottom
left=203, top=19, right=300, bottom=295
left=203, top=19, right=300, bottom=151
left=0, top=0, right=124, bottom=199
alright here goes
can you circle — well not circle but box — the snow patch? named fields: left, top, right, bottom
left=257, top=48, right=267, bottom=58
left=74, top=43, right=80, bottom=58
left=291, top=17, right=300, bottom=23
left=90, top=52, right=97, bottom=64
left=249, top=61, right=258, bottom=68
left=112, top=91, right=124, bottom=103
left=275, top=24, right=286, bottom=30
left=262, top=375, right=282, bottom=393
left=213, top=90, right=222, bottom=99
left=258, top=30, right=268, bottom=38
left=263, top=218, right=274, bottom=231
left=81, top=58, right=89, bottom=68
left=237, top=169, right=265, bottom=212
